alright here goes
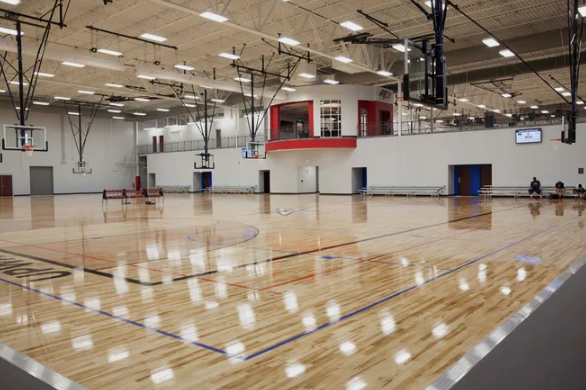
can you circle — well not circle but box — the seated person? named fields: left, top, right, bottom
left=555, top=180, right=565, bottom=197
left=528, top=177, right=542, bottom=197
left=573, top=184, right=586, bottom=198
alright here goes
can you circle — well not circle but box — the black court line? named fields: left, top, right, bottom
left=167, top=205, right=527, bottom=282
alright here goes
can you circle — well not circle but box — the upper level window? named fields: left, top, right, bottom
left=321, top=100, right=341, bottom=137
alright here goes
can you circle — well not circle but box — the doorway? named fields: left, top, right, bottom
left=453, top=164, right=492, bottom=196
left=352, top=167, right=367, bottom=194
left=297, top=166, right=317, bottom=193
left=29, top=166, right=54, bottom=195
left=0, top=175, right=12, bottom=197
left=202, top=172, right=212, bottom=191
left=259, top=170, right=270, bottom=193
left=148, top=173, right=156, bottom=189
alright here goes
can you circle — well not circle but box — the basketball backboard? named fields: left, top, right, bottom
left=242, top=142, right=266, bottom=160
left=194, top=153, right=215, bottom=169
left=403, top=39, right=448, bottom=110
left=3, top=125, right=48, bottom=152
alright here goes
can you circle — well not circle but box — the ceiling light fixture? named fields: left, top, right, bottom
left=477, top=104, right=486, bottom=108
left=105, top=83, right=124, bottom=88
left=0, top=26, right=23, bottom=36
left=68, top=112, right=80, bottom=116
left=541, top=110, right=549, bottom=114
left=501, top=93, right=512, bottom=98
left=579, top=6, right=586, bottom=17
left=174, top=64, right=195, bottom=71
left=133, top=112, right=146, bottom=116
left=377, top=70, right=393, bottom=77
left=554, top=87, right=565, bottom=92
left=299, top=73, right=316, bottom=79
left=9, top=81, right=27, bottom=85
left=218, top=52, right=240, bottom=60
left=0, top=0, right=21, bottom=5
left=157, top=108, right=170, bottom=112
left=452, top=112, right=462, bottom=116
left=530, top=105, right=539, bottom=109
left=108, top=109, right=121, bottom=113
left=200, top=12, right=228, bottom=22
left=340, top=21, right=363, bottom=31
left=324, top=79, right=340, bottom=85
left=109, top=102, right=124, bottom=107
left=392, top=44, right=410, bottom=52
left=62, top=61, right=85, bottom=68
left=78, top=90, right=95, bottom=95
left=234, top=77, right=251, bottom=82
left=578, top=101, right=584, bottom=105
left=335, top=56, right=353, bottom=64
left=140, top=33, right=167, bottom=42
left=113, top=116, right=125, bottom=120
left=562, top=92, right=572, bottom=97
left=282, top=87, right=296, bottom=92
left=492, top=109, right=501, bottom=113
left=517, top=100, right=526, bottom=104
left=137, top=74, right=156, bottom=80
left=54, top=96, right=71, bottom=100
left=278, top=36, right=300, bottom=46
left=35, top=72, right=54, bottom=78
left=134, top=98, right=150, bottom=102
left=211, top=99, right=225, bottom=103
left=184, top=103, right=197, bottom=107
left=33, top=101, right=50, bottom=105
left=184, top=94, right=199, bottom=99
left=459, top=98, right=469, bottom=102
left=97, top=48, right=123, bottom=57
left=499, top=49, right=515, bottom=58
left=482, top=38, right=499, bottom=47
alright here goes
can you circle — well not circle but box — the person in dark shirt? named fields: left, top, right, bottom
left=555, top=181, right=565, bottom=197
left=528, top=177, right=542, bottom=197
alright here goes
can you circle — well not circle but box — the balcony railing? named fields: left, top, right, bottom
left=358, top=114, right=586, bottom=138
left=138, top=133, right=266, bottom=155
left=272, top=126, right=313, bottom=140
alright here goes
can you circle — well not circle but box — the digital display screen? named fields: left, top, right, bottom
left=515, top=128, right=542, bottom=144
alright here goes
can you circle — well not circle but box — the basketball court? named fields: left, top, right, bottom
left=0, top=0, right=585, bottom=389
left=0, top=195, right=584, bottom=389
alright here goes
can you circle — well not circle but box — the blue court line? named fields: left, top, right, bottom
left=243, top=224, right=558, bottom=360
left=0, top=277, right=244, bottom=361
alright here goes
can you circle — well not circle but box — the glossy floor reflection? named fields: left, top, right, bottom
left=0, top=194, right=584, bottom=389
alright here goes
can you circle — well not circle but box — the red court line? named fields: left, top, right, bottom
left=0, top=238, right=270, bottom=293
left=259, top=229, right=477, bottom=291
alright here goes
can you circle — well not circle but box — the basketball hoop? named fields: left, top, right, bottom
left=551, top=138, right=562, bottom=152
left=81, top=169, right=86, bottom=176
left=23, top=144, right=35, bottom=157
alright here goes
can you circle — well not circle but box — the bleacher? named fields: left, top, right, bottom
left=480, top=185, right=558, bottom=198
left=102, top=188, right=164, bottom=205
left=205, top=185, right=256, bottom=194
left=160, top=185, right=190, bottom=193
left=362, top=186, right=445, bottom=197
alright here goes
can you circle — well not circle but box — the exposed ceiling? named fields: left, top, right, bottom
left=0, top=0, right=582, bottom=119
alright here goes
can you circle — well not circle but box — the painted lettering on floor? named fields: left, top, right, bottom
left=0, top=256, right=71, bottom=282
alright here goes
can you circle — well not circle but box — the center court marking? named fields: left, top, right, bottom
left=0, top=218, right=560, bottom=361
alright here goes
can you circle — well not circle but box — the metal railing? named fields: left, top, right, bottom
left=272, top=126, right=313, bottom=140
left=138, top=133, right=266, bottom=155
left=358, top=114, right=586, bottom=138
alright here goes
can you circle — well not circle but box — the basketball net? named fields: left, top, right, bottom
left=23, top=144, right=35, bottom=157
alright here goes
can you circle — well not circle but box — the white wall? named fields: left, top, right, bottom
left=144, top=123, right=586, bottom=195
left=0, top=107, right=136, bottom=195
left=137, top=107, right=266, bottom=145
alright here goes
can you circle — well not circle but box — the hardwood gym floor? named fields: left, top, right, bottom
left=0, top=194, right=584, bottom=390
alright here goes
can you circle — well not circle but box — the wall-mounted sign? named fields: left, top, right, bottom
left=376, top=87, right=394, bottom=104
